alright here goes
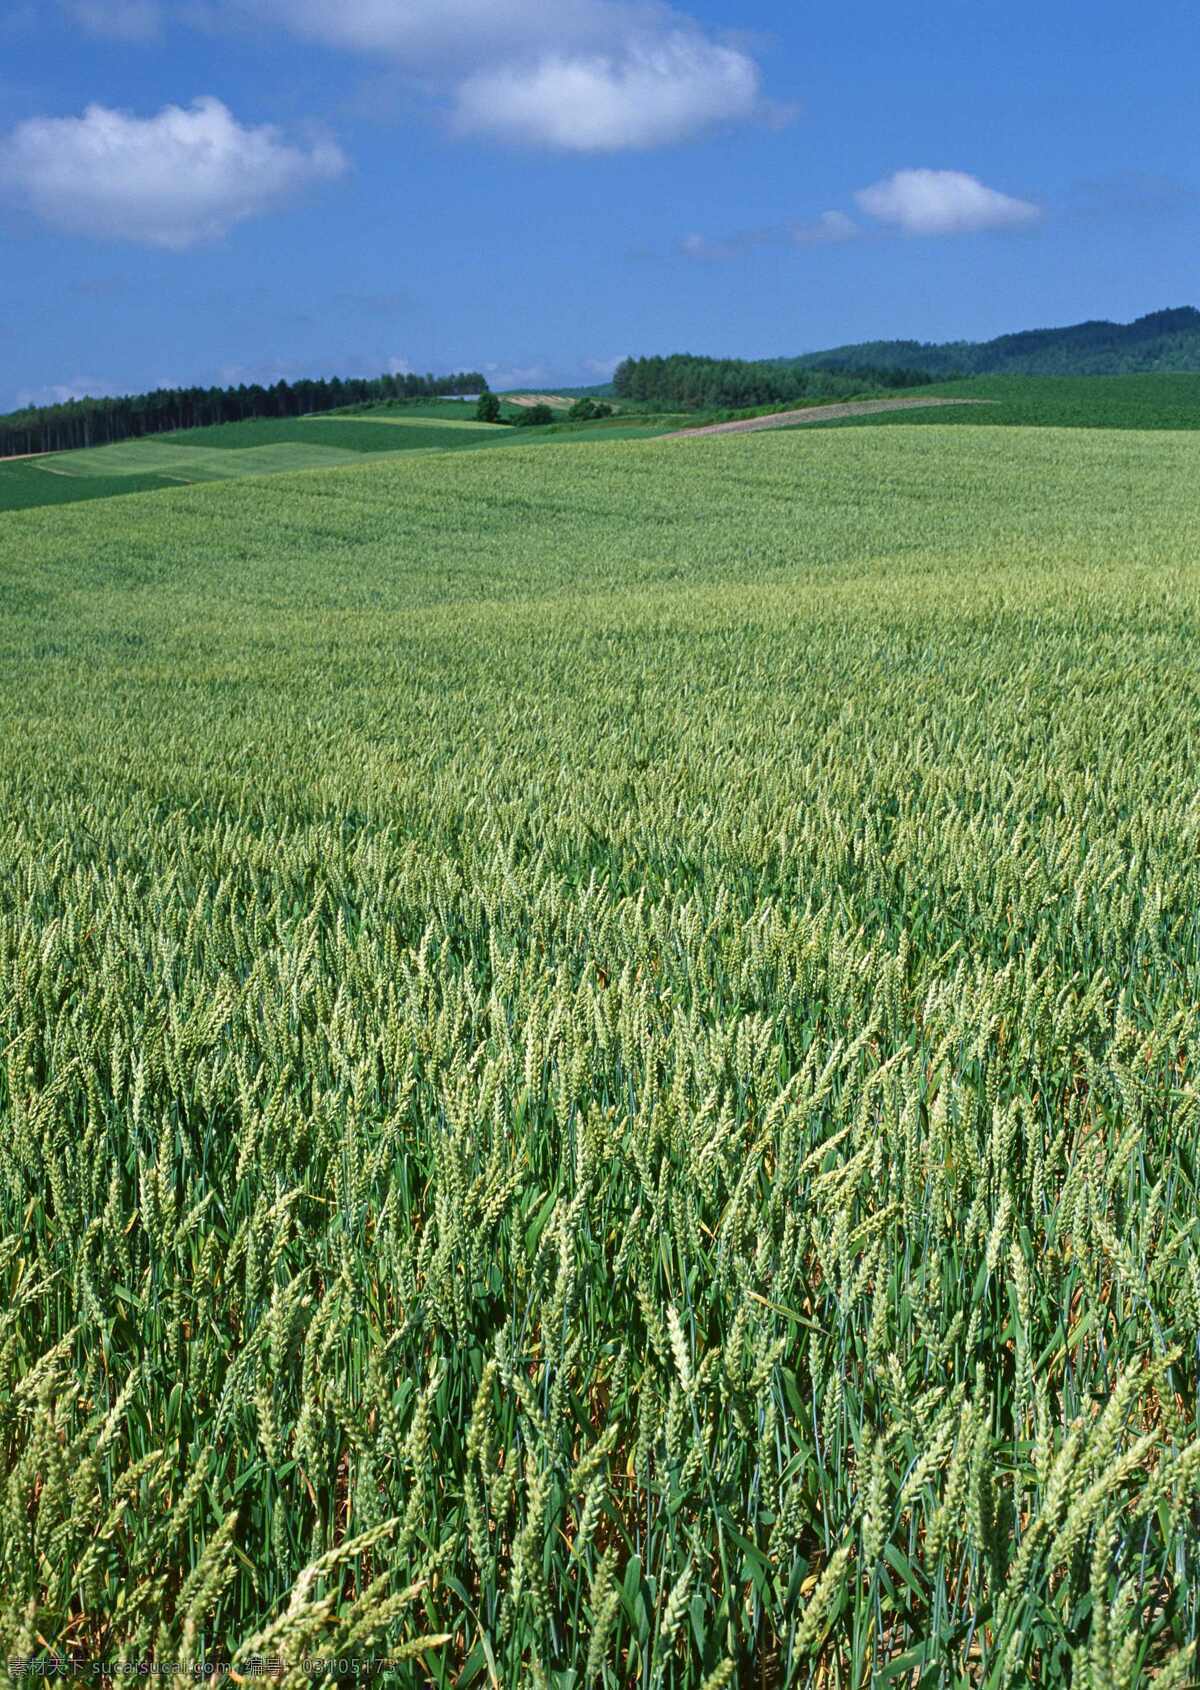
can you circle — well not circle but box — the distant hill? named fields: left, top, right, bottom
left=793, top=308, right=1200, bottom=377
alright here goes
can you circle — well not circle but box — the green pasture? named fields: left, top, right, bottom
left=0, top=409, right=677, bottom=514
left=306, top=412, right=497, bottom=431
left=331, top=398, right=506, bottom=423
left=8, top=375, right=1199, bottom=520
left=155, top=415, right=520, bottom=454
left=0, top=458, right=168, bottom=513
left=808, top=371, right=1200, bottom=431
left=0, top=418, right=517, bottom=514
left=47, top=438, right=368, bottom=479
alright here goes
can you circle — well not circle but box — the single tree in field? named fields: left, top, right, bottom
left=476, top=392, right=502, bottom=423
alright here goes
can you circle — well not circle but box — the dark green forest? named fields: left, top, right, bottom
left=614, top=310, right=1200, bottom=409
left=0, top=369, right=487, bottom=458
left=792, top=306, right=1200, bottom=377
left=612, top=355, right=932, bottom=410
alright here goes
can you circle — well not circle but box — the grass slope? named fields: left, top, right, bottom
left=46, top=439, right=370, bottom=480
left=0, top=458, right=169, bottom=512
left=0, top=417, right=523, bottom=514
left=159, top=416, right=510, bottom=452
left=802, top=371, right=1200, bottom=431
left=303, top=414, right=497, bottom=431
left=0, top=412, right=679, bottom=514
left=330, top=398, right=503, bottom=423
left=1, top=427, right=1199, bottom=1683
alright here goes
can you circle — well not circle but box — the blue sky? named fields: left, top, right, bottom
left=1, top=0, right=1197, bottom=408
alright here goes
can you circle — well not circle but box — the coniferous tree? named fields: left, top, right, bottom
left=0, top=369, right=489, bottom=458
left=611, top=354, right=934, bottom=411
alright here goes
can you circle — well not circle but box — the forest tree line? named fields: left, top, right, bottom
left=0, top=369, right=488, bottom=457
left=612, top=354, right=934, bottom=410
left=791, top=307, right=1200, bottom=378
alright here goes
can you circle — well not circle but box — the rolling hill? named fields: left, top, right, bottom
left=792, top=305, right=1200, bottom=377
left=0, top=410, right=675, bottom=513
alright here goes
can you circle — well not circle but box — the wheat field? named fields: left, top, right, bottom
left=1, top=426, right=1198, bottom=1685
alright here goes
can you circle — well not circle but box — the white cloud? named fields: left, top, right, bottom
left=793, top=209, right=858, bottom=246
left=234, top=0, right=648, bottom=61
left=454, top=34, right=758, bottom=150
left=63, top=0, right=163, bottom=40
left=218, top=359, right=304, bottom=386
left=679, top=228, right=757, bottom=261
left=483, top=361, right=551, bottom=390
left=679, top=209, right=858, bottom=262
left=1, top=97, right=347, bottom=249
left=855, top=169, right=1040, bottom=235
left=16, top=377, right=119, bottom=408
left=582, top=355, right=627, bottom=378
left=215, top=0, right=766, bottom=151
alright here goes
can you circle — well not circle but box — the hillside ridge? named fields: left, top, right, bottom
left=792, top=306, right=1200, bottom=376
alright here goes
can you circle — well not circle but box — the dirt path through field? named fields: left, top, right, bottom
left=663, top=396, right=993, bottom=439
left=0, top=450, right=57, bottom=462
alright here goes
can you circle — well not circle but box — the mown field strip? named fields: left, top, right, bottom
left=302, top=412, right=498, bottom=430
left=0, top=424, right=1198, bottom=1685
left=0, top=425, right=521, bottom=511
left=43, top=439, right=370, bottom=478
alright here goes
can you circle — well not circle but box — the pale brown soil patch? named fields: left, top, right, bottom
left=505, top=393, right=575, bottom=410
left=662, top=396, right=994, bottom=439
